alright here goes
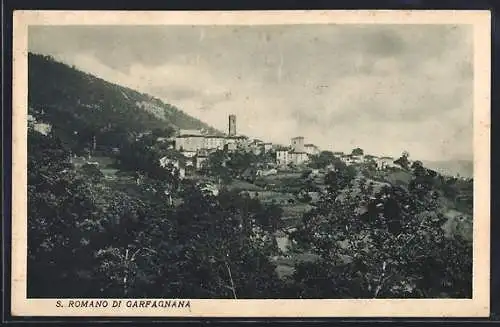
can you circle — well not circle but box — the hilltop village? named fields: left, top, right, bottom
left=156, top=114, right=400, bottom=179
left=173, top=114, right=321, bottom=170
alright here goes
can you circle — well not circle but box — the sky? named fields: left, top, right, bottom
left=28, top=24, right=473, bottom=161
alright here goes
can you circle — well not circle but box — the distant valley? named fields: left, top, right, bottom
left=422, top=160, right=473, bottom=178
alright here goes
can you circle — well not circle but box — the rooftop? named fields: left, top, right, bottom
left=204, top=135, right=226, bottom=139
left=176, top=134, right=205, bottom=138
left=226, top=135, right=248, bottom=139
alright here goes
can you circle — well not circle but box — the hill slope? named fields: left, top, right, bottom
left=28, top=53, right=221, bottom=150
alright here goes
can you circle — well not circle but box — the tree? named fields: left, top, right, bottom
left=324, top=162, right=357, bottom=194
left=226, top=150, right=258, bottom=178
left=308, top=151, right=335, bottom=169
left=152, top=126, right=175, bottom=138
left=288, top=167, right=472, bottom=299
left=394, top=151, right=411, bottom=170
left=27, top=128, right=182, bottom=298
left=201, top=150, right=232, bottom=184
left=153, top=187, right=284, bottom=298
left=352, top=148, right=364, bottom=156
left=90, top=188, right=177, bottom=298
left=79, top=163, right=104, bottom=182
left=27, top=129, right=103, bottom=297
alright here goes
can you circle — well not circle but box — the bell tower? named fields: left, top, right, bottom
left=228, top=114, right=236, bottom=136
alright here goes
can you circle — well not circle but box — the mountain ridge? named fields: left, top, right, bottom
left=28, top=53, right=222, bottom=151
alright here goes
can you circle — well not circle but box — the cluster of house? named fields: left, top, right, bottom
left=167, top=114, right=324, bottom=171
left=157, top=114, right=406, bottom=180
left=170, top=115, right=274, bottom=169
left=337, top=153, right=406, bottom=171
left=156, top=115, right=272, bottom=176
left=275, top=136, right=320, bottom=166
left=332, top=152, right=400, bottom=170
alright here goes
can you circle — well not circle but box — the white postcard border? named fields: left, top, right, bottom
left=11, top=10, right=491, bottom=317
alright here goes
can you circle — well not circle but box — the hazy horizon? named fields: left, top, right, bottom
left=28, top=24, right=473, bottom=162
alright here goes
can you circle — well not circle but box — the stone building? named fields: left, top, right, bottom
left=174, top=114, right=247, bottom=155
left=228, top=114, right=237, bottom=136
left=304, top=143, right=320, bottom=156
left=291, top=136, right=305, bottom=152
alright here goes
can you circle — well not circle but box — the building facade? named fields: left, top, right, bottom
left=174, top=115, right=250, bottom=156
left=203, top=135, right=226, bottom=150
left=375, top=157, right=397, bottom=170
left=179, top=129, right=202, bottom=136
left=289, top=151, right=308, bottom=165
left=263, top=143, right=273, bottom=152
left=175, top=134, right=205, bottom=152
left=291, top=136, right=305, bottom=152
left=276, top=148, right=308, bottom=166
left=276, top=148, right=290, bottom=166
left=304, top=144, right=320, bottom=156
left=275, top=137, right=311, bottom=166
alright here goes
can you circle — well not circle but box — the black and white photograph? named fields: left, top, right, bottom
left=11, top=10, right=490, bottom=317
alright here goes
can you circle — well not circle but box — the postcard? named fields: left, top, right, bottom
left=11, top=9, right=490, bottom=317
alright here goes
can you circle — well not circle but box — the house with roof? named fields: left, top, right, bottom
left=252, top=138, right=264, bottom=145
left=275, top=136, right=312, bottom=166
left=276, top=146, right=291, bottom=166
left=203, top=135, right=226, bottom=150
left=263, top=142, right=273, bottom=152
left=289, top=151, right=308, bottom=165
left=175, top=134, right=205, bottom=152
left=195, top=149, right=210, bottom=169
left=375, top=156, right=397, bottom=170
left=341, top=154, right=364, bottom=166
left=159, top=156, right=186, bottom=179
left=275, top=148, right=308, bottom=166
left=304, top=144, right=320, bottom=156
left=248, top=138, right=266, bottom=155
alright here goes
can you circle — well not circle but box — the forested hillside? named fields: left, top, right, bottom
left=28, top=53, right=221, bottom=153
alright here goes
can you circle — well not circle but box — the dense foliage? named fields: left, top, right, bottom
left=287, top=155, right=472, bottom=298
left=28, top=126, right=473, bottom=299
left=28, top=127, right=284, bottom=298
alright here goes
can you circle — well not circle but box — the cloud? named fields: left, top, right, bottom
left=28, top=24, right=473, bottom=161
